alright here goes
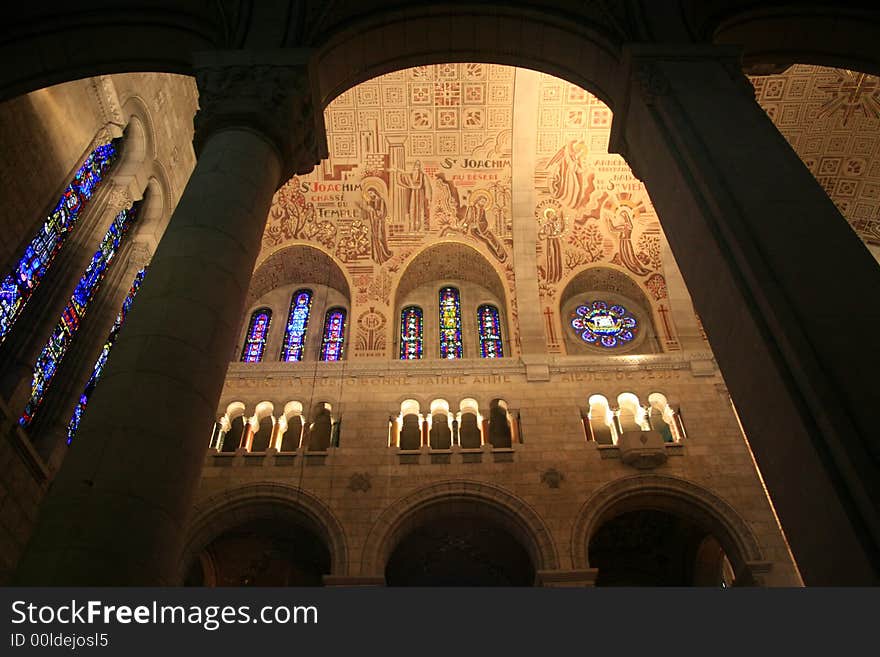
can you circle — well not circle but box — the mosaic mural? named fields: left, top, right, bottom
left=259, top=63, right=518, bottom=357
left=531, top=73, right=675, bottom=353
left=752, top=65, right=880, bottom=245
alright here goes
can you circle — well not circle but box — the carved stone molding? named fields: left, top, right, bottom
left=541, top=468, right=564, bottom=488
left=90, top=75, right=124, bottom=127
left=106, top=185, right=134, bottom=213
left=347, top=472, right=371, bottom=492
left=193, top=51, right=328, bottom=184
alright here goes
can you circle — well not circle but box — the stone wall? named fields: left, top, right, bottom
left=193, top=354, right=802, bottom=585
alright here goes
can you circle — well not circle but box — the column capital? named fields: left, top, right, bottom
left=192, top=49, right=328, bottom=186
left=609, top=43, right=753, bottom=170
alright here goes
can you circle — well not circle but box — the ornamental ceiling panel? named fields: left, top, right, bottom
left=751, top=65, right=880, bottom=246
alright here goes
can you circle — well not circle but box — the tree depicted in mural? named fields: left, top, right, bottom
left=265, top=177, right=337, bottom=250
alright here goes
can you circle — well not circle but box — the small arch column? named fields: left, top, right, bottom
left=15, top=49, right=327, bottom=585
left=610, top=43, right=880, bottom=584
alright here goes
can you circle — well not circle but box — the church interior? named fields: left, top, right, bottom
left=0, top=1, right=878, bottom=587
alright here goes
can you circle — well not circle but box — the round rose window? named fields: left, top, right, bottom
left=570, top=301, right=637, bottom=348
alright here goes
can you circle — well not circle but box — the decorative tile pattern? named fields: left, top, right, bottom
left=752, top=64, right=880, bottom=245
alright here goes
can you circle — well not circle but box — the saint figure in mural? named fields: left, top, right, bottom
left=396, top=161, right=432, bottom=232
left=607, top=206, right=652, bottom=276
left=464, top=193, right=507, bottom=263
left=538, top=206, right=565, bottom=283
left=548, top=140, right=594, bottom=210
left=363, top=188, right=393, bottom=264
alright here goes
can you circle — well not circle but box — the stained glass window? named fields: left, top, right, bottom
left=1, top=140, right=119, bottom=345
left=399, top=305, right=423, bottom=360
left=570, top=301, right=637, bottom=348
left=320, top=308, right=346, bottom=362
left=280, top=289, right=312, bottom=361
left=241, top=308, right=272, bottom=363
left=66, top=268, right=147, bottom=445
left=477, top=304, right=504, bottom=358
left=439, top=286, right=462, bottom=359
left=20, top=202, right=140, bottom=427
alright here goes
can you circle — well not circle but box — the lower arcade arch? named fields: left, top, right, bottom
left=179, top=484, right=348, bottom=586
left=363, top=481, right=558, bottom=586
left=572, top=475, right=766, bottom=586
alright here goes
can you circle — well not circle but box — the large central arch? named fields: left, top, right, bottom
left=361, top=480, right=559, bottom=579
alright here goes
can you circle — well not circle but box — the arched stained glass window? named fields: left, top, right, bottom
left=20, top=202, right=140, bottom=427
left=439, top=286, right=462, bottom=359
left=399, top=305, right=423, bottom=360
left=1, top=139, right=119, bottom=345
left=477, top=304, right=504, bottom=358
left=320, top=308, right=347, bottom=362
left=241, top=308, right=272, bottom=363
left=280, top=289, right=312, bottom=361
left=67, top=267, right=147, bottom=445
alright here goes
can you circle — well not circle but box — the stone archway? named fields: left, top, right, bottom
left=361, top=480, right=558, bottom=580
left=180, top=482, right=349, bottom=583
left=571, top=474, right=767, bottom=585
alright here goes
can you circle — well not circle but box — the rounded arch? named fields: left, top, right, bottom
left=180, top=482, right=349, bottom=582
left=361, top=480, right=559, bottom=576
left=248, top=242, right=352, bottom=308
left=394, top=240, right=508, bottom=307
left=702, top=4, right=880, bottom=77
left=558, top=264, right=659, bottom=354
left=571, top=474, right=765, bottom=583
left=315, top=8, right=621, bottom=109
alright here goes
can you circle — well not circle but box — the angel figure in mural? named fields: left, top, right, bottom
left=463, top=191, right=507, bottom=263
left=548, top=140, right=594, bottom=210
left=362, top=187, right=393, bottom=264
left=538, top=205, right=565, bottom=283
left=607, top=205, right=652, bottom=276
left=395, top=161, right=432, bottom=232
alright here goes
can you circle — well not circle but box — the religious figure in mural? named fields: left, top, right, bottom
left=607, top=205, right=653, bottom=276
left=363, top=188, right=393, bottom=264
left=463, top=192, right=507, bottom=263
left=538, top=204, right=565, bottom=283
left=395, top=161, right=432, bottom=232
left=548, top=140, right=594, bottom=210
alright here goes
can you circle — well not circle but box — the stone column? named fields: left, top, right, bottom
left=510, top=68, right=551, bottom=380
left=14, top=50, right=326, bottom=585
left=609, top=45, right=880, bottom=585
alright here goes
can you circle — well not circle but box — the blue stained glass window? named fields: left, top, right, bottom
left=399, top=305, right=423, bottom=360
left=570, top=300, right=637, bottom=348
left=241, top=308, right=272, bottom=363
left=20, top=202, right=140, bottom=427
left=477, top=304, right=504, bottom=358
left=66, top=268, right=147, bottom=445
left=320, top=308, right=346, bottom=362
left=0, top=140, right=119, bottom=345
left=280, top=289, right=312, bottom=362
left=439, top=287, right=462, bottom=359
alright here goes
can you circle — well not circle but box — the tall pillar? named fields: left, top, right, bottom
left=14, top=50, right=326, bottom=585
left=609, top=44, right=880, bottom=585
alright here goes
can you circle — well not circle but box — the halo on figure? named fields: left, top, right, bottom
left=468, top=189, right=494, bottom=211
left=360, top=177, right=388, bottom=204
